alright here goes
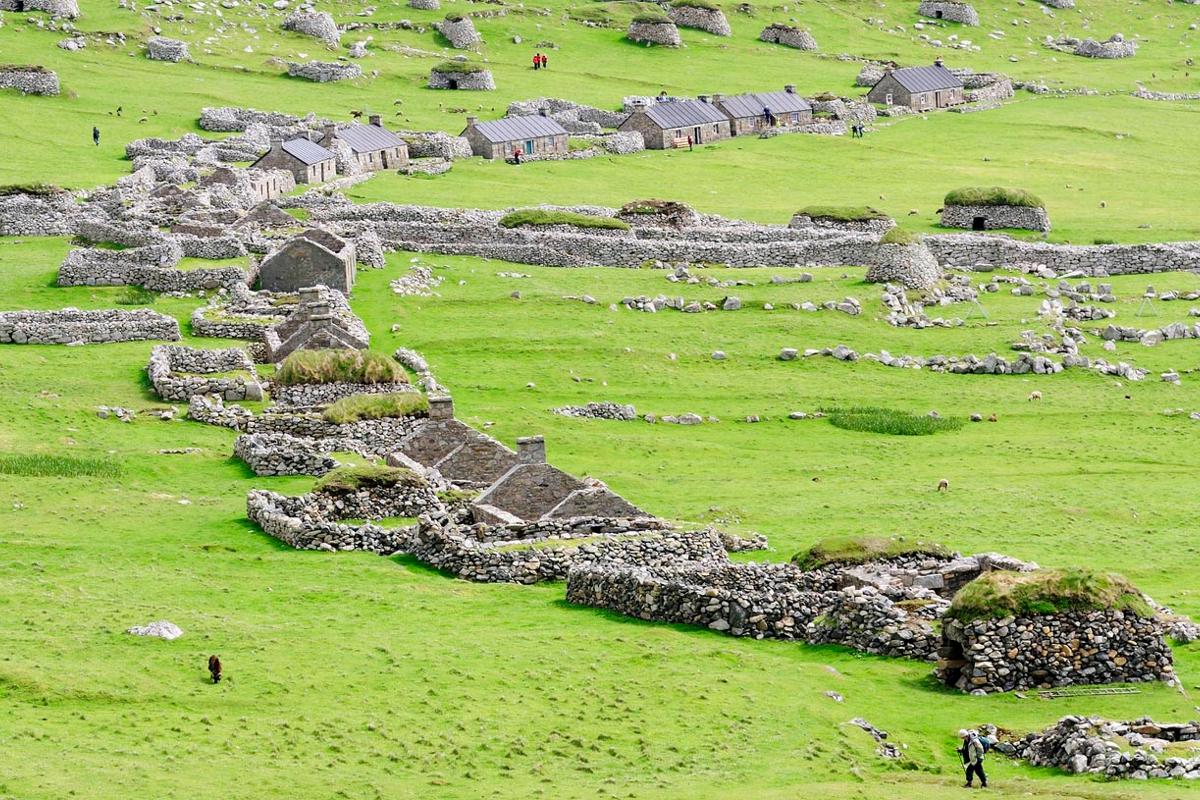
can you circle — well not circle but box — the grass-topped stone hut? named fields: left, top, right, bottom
left=615, top=199, right=700, bottom=229
left=940, top=186, right=1051, bottom=232
left=666, top=0, right=731, bottom=36
left=864, top=227, right=943, bottom=289
left=937, top=568, right=1175, bottom=693
left=758, top=23, right=818, bottom=50
left=428, top=61, right=495, bottom=90
left=626, top=14, right=682, bottom=47
left=436, top=13, right=480, bottom=48
left=789, top=205, right=894, bottom=235
left=0, top=64, right=60, bottom=95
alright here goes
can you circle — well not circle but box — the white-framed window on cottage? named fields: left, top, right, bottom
left=885, top=93, right=893, bottom=105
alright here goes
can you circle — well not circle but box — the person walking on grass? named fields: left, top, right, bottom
left=686, top=134, right=693, bottom=151
left=532, top=52, right=540, bottom=70
left=959, top=729, right=988, bottom=789
left=540, top=53, right=548, bottom=69
left=93, top=126, right=100, bottom=146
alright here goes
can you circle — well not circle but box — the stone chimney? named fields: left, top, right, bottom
left=466, top=115, right=478, bottom=127
left=428, top=395, right=454, bottom=420
left=516, top=435, right=546, bottom=464
left=298, top=286, right=321, bottom=307
left=711, top=93, right=723, bottom=104
left=368, top=114, right=382, bottom=127
left=269, top=137, right=282, bottom=154
left=784, top=84, right=796, bottom=94
left=323, top=123, right=336, bottom=141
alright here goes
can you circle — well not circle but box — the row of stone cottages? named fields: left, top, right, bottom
left=254, top=64, right=965, bottom=179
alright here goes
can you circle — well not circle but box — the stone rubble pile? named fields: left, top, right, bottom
left=1010, top=716, right=1200, bottom=780
left=553, top=402, right=638, bottom=421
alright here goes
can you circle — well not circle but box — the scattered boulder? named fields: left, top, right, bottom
left=127, top=620, right=184, bottom=640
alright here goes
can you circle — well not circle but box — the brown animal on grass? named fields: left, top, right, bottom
left=937, top=478, right=950, bottom=492
left=208, top=655, right=222, bottom=684
left=1028, top=391, right=1042, bottom=401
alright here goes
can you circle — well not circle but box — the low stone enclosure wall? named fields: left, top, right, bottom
left=311, top=201, right=1200, bottom=276
left=937, top=611, right=1174, bottom=693
left=1011, top=716, right=1200, bottom=780
left=0, top=188, right=78, bottom=236
left=0, top=308, right=181, bottom=345
left=57, top=245, right=252, bottom=292
left=667, top=4, right=731, bottom=36
left=147, top=345, right=264, bottom=402
left=235, top=432, right=338, bottom=476
left=0, top=65, right=61, bottom=96
left=269, top=381, right=416, bottom=409
left=189, top=394, right=425, bottom=455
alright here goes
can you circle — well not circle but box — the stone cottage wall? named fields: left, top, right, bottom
left=287, top=61, right=362, bottom=82
left=427, top=68, right=495, bottom=90
left=937, top=611, right=1174, bottom=693
left=941, top=204, right=1051, bottom=232
left=269, top=381, right=416, bottom=408
left=0, top=308, right=181, bottom=344
left=235, top=432, right=338, bottom=476
left=918, top=0, right=979, bottom=24
left=863, top=242, right=943, bottom=289
left=0, top=190, right=78, bottom=235
left=57, top=247, right=249, bottom=292
left=247, top=487, right=439, bottom=553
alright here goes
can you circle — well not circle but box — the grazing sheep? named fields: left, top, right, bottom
left=987, top=413, right=998, bottom=422
left=1028, top=391, right=1042, bottom=401
left=937, top=478, right=950, bottom=492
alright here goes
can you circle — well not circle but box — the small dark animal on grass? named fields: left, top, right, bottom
left=937, top=478, right=950, bottom=492
left=208, top=655, right=222, bottom=684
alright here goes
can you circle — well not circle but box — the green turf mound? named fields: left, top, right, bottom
left=276, top=350, right=407, bottom=386
left=946, top=568, right=1152, bottom=622
left=669, top=0, right=720, bottom=9
left=878, top=227, right=920, bottom=245
left=822, top=406, right=962, bottom=435
left=792, top=535, right=951, bottom=570
left=430, top=60, right=489, bottom=74
left=321, top=392, right=429, bottom=423
left=631, top=13, right=672, bottom=24
left=795, top=205, right=890, bottom=223
left=499, top=209, right=630, bottom=230
left=944, top=186, right=1046, bottom=209
left=0, top=182, right=65, bottom=197
left=314, top=464, right=426, bottom=493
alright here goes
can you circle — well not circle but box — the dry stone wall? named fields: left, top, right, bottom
left=0, top=189, right=78, bottom=235
left=941, top=204, right=1051, bottom=232
left=1012, top=716, right=1200, bottom=780
left=269, top=381, right=416, bottom=408
left=0, top=308, right=181, bottom=344
left=627, top=19, right=681, bottom=46
left=0, top=66, right=60, bottom=95
left=759, top=23, right=817, bottom=50
left=148, top=345, right=264, bottom=401
left=235, top=432, right=337, bottom=476
left=667, top=4, right=730, bottom=35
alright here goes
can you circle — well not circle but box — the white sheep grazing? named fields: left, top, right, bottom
left=937, top=478, right=950, bottom=492
left=1028, top=390, right=1042, bottom=401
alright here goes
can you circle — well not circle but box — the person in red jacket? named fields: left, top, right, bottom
left=540, top=53, right=548, bottom=69
left=532, top=53, right=540, bottom=70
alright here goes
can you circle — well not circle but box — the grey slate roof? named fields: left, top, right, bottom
left=466, top=115, right=569, bottom=143
left=281, top=138, right=335, bottom=165
left=886, top=65, right=962, bottom=93
left=639, top=99, right=729, bottom=129
left=333, top=122, right=407, bottom=154
left=718, top=90, right=811, bottom=119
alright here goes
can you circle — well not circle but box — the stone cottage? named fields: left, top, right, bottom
left=713, top=86, right=812, bottom=136
left=258, top=229, right=356, bottom=293
left=460, top=114, right=569, bottom=160
left=319, top=116, right=409, bottom=173
left=867, top=60, right=965, bottom=111
left=618, top=99, right=732, bottom=149
left=250, top=138, right=336, bottom=184
left=263, top=287, right=369, bottom=361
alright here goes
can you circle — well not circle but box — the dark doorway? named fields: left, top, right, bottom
left=934, top=9, right=943, bottom=17
left=448, top=79, right=458, bottom=89
left=972, top=216, right=986, bottom=231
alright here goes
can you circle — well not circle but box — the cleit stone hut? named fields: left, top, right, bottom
left=713, top=85, right=813, bottom=135
left=0, top=0, right=79, bottom=18
left=626, top=15, right=681, bottom=47
left=263, top=287, right=369, bottom=361
left=917, top=0, right=980, bottom=25
left=251, top=138, right=335, bottom=185
left=867, top=60, right=965, bottom=111
left=618, top=99, right=732, bottom=149
left=460, top=114, right=569, bottom=159
left=758, top=23, right=818, bottom=50
left=258, top=229, right=357, bottom=294
left=319, top=116, right=409, bottom=172
left=940, top=186, right=1051, bottom=232
left=427, top=61, right=495, bottom=90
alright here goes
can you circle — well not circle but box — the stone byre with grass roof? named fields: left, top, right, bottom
left=917, top=0, right=979, bottom=25
left=427, top=61, right=495, bottom=90
left=618, top=99, right=731, bottom=149
left=146, top=36, right=190, bottom=62
left=666, top=0, right=731, bottom=36
left=626, top=15, right=682, bottom=47
left=758, top=23, right=818, bottom=50
left=935, top=569, right=1176, bottom=693
left=867, top=60, right=965, bottom=111
left=940, top=186, right=1051, bottom=232
left=0, top=0, right=78, bottom=17
left=435, top=14, right=480, bottom=48
left=461, top=114, right=569, bottom=160
left=286, top=61, right=362, bottom=83
left=258, top=230, right=356, bottom=294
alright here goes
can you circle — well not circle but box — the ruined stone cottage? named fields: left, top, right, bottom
left=258, top=229, right=356, bottom=293
left=713, top=86, right=813, bottom=136
left=318, top=116, right=409, bottom=173
left=263, top=286, right=369, bottom=361
left=867, top=60, right=965, bottom=111
left=251, top=138, right=336, bottom=185
left=618, top=99, right=732, bottom=149
left=460, top=114, right=569, bottom=159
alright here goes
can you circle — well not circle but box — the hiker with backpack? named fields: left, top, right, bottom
left=958, top=729, right=990, bottom=788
